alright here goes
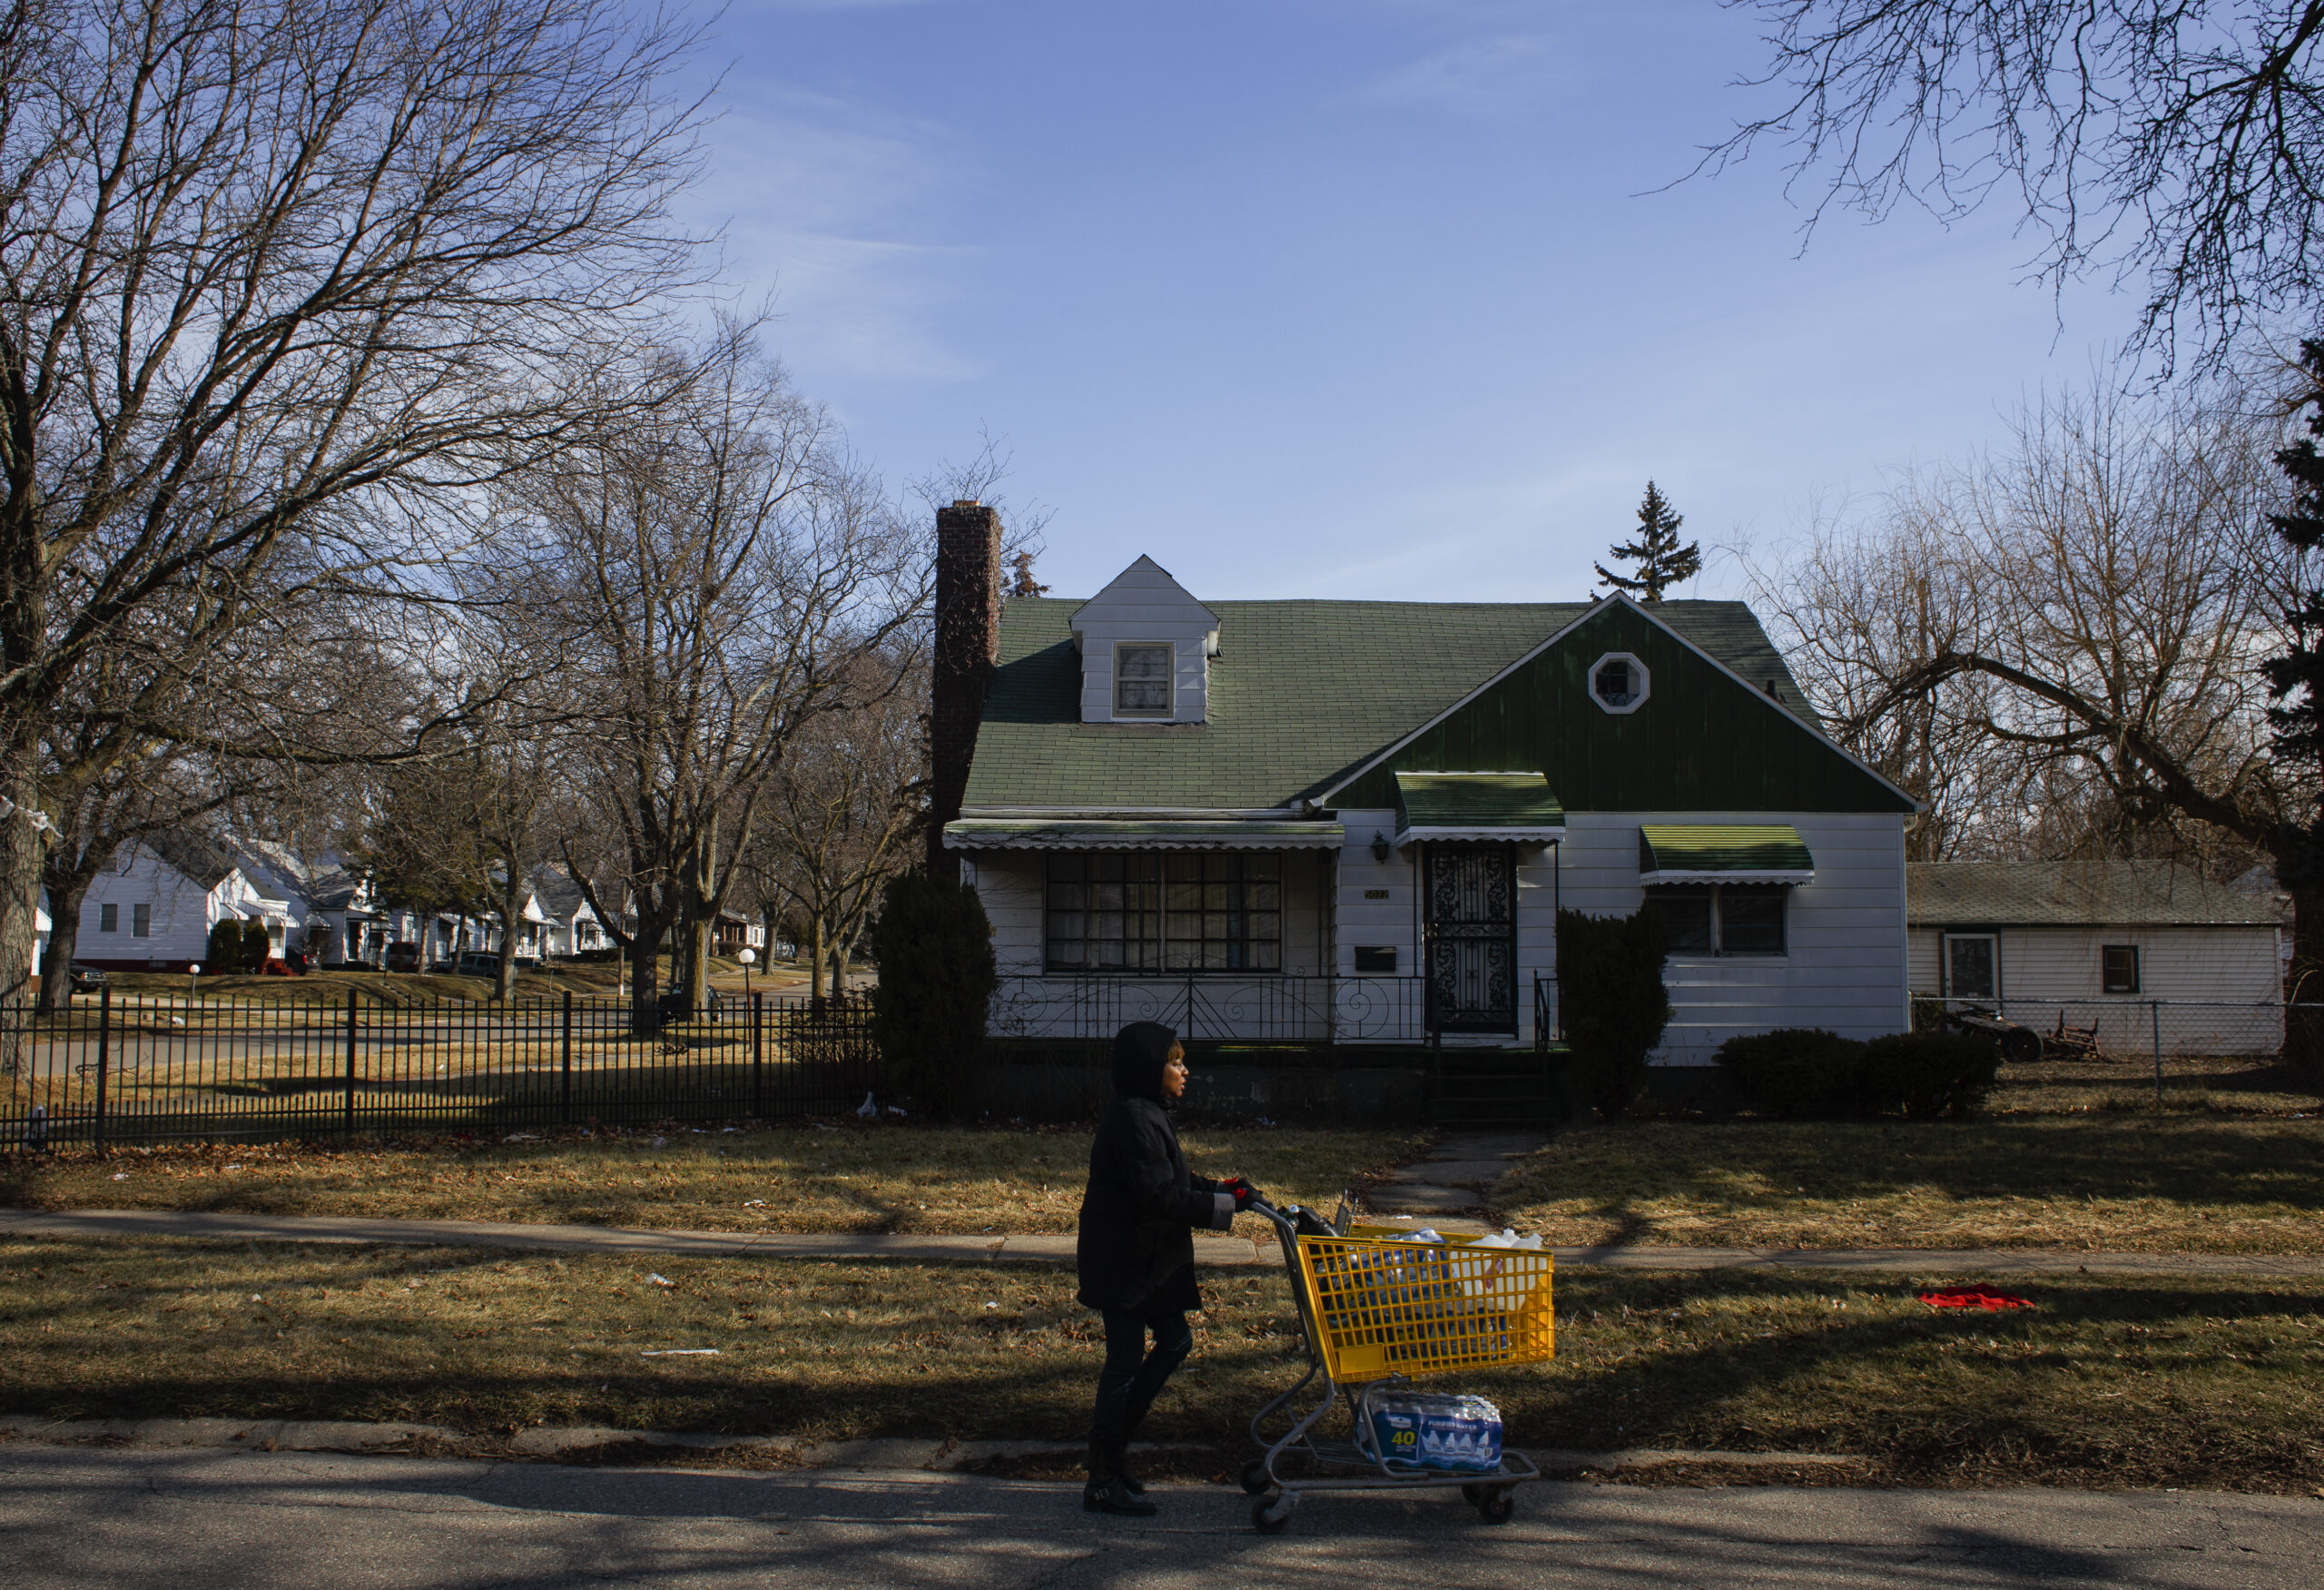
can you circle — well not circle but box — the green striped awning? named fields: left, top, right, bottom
left=1393, top=772, right=1565, bottom=844
left=943, top=818, right=1343, bottom=851
left=1638, top=825, right=1814, bottom=884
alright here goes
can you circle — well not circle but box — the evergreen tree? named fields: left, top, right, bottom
left=2262, top=338, right=2324, bottom=1012
left=1595, top=480, right=1702, bottom=601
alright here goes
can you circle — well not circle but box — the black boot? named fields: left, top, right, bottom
left=1115, top=1402, right=1152, bottom=1496
left=1082, top=1441, right=1156, bottom=1516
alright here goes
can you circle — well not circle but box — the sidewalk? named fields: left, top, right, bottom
left=6, top=1204, right=2321, bottom=1278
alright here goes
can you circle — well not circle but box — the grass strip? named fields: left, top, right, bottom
left=5, top=1236, right=2320, bottom=1492
left=1492, top=1116, right=2324, bottom=1256
left=1, top=1124, right=1421, bottom=1236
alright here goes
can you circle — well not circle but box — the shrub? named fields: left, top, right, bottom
left=204, top=919, right=241, bottom=973
left=1553, top=907, right=1671, bottom=1119
left=1715, top=1027, right=1869, bottom=1118
left=239, top=920, right=273, bottom=973
left=1859, top=1031, right=2001, bottom=1119
left=867, top=871, right=999, bottom=1119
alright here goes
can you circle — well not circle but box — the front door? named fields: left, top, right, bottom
left=1424, top=845, right=1516, bottom=1033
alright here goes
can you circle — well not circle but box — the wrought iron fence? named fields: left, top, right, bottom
left=0, top=988, right=879, bottom=1151
left=989, top=974, right=1433, bottom=1046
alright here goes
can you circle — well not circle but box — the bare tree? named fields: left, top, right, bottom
left=520, top=330, right=929, bottom=1029
left=744, top=654, right=926, bottom=1002
left=0, top=0, right=708, bottom=1018
left=1754, top=373, right=2297, bottom=874
left=1713, top=2, right=2324, bottom=368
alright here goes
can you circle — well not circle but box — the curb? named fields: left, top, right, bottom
left=5, top=1208, right=2323, bottom=1278
left=0, top=1414, right=1865, bottom=1479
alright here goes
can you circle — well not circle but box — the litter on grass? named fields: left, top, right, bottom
left=646, top=1273, right=675, bottom=1288
left=1918, top=1286, right=2034, bottom=1311
left=743, top=1199, right=766, bottom=1208
left=640, top=1348, right=720, bottom=1357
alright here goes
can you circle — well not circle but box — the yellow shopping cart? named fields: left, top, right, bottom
left=1240, top=1198, right=1554, bottom=1533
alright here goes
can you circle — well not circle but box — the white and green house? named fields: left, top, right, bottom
left=940, top=555, right=1920, bottom=1063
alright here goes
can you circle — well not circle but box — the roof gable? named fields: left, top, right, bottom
left=1070, top=555, right=1218, bottom=631
left=961, top=594, right=1871, bottom=812
left=1324, top=597, right=1915, bottom=814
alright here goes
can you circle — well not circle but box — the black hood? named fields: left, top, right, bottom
left=1110, top=1022, right=1178, bottom=1103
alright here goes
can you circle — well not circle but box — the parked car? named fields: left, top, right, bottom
left=65, top=961, right=107, bottom=996
left=384, top=942, right=421, bottom=973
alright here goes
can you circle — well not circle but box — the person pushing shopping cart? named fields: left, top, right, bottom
left=1074, top=1021, right=1264, bottom=1516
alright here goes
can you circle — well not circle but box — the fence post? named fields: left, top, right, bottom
left=93, top=983, right=111, bottom=1156
left=344, top=988, right=359, bottom=1136
left=2152, top=999, right=2163, bottom=1109
left=751, top=991, right=763, bottom=1121
left=561, top=990, right=575, bottom=1126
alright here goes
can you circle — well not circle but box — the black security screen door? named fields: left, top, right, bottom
left=1424, top=845, right=1516, bottom=1033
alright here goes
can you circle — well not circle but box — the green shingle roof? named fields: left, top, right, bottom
left=963, top=597, right=1821, bottom=812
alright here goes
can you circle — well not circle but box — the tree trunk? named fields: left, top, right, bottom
left=809, top=913, right=829, bottom=1012
left=2284, top=875, right=2324, bottom=1080
left=0, top=731, right=40, bottom=1072
left=494, top=875, right=524, bottom=1002
left=35, top=874, right=95, bottom=1013
left=628, top=916, right=668, bottom=1035
left=828, top=934, right=852, bottom=1004
left=681, top=914, right=712, bottom=1016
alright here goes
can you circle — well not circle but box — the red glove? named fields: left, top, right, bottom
left=1222, top=1176, right=1264, bottom=1211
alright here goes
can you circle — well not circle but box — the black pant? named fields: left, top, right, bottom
left=1089, top=1309, right=1193, bottom=1444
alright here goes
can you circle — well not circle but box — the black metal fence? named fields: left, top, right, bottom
left=0, top=989, right=881, bottom=1151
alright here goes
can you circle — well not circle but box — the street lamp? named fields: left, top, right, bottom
left=737, top=946, right=756, bottom=1006
left=186, top=962, right=201, bottom=1013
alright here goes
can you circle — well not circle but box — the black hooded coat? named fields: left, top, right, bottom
left=1075, top=1022, right=1235, bottom=1316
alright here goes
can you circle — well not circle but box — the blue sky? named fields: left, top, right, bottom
left=681, top=0, right=2142, bottom=602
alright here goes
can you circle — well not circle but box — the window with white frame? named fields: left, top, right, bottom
left=98, top=903, right=118, bottom=933
left=133, top=904, right=151, bottom=938
left=1644, top=884, right=1787, bottom=955
left=1590, top=651, right=1649, bottom=713
left=1944, top=933, right=1999, bottom=999
left=1046, top=852, right=1282, bottom=972
left=1114, top=643, right=1173, bottom=717
left=2102, top=943, right=2140, bottom=993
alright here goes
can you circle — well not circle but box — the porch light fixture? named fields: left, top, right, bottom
left=1370, top=831, right=1393, bottom=864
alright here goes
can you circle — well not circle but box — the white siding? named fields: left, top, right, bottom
left=1910, top=922, right=2283, bottom=1054
left=79, top=845, right=238, bottom=967
left=1068, top=557, right=1219, bottom=724
left=1557, top=811, right=1912, bottom=1064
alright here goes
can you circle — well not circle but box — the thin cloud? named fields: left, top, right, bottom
left=1364, top=33, right=1567, bottom=115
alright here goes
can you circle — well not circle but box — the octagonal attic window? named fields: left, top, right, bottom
left=1590, top=652, right=1649, bottom=714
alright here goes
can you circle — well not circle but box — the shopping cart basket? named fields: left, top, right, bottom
left=1238, top=1198, right=1554, bottom=1533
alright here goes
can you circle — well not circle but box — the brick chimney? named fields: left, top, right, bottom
left=929, top=499, right=1002, bottom=880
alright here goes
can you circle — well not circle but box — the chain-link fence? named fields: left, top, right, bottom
left=1913, top=995, right=2287, bottom=1062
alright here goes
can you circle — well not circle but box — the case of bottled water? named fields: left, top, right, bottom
left=1363, top=1392, right=1503, bottom=1474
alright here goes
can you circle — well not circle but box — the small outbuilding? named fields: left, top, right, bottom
left=1906, top=860, right=2288, bottom=1056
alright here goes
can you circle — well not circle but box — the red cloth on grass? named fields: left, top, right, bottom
left=1917, top=1286, right=2034, bottom=1311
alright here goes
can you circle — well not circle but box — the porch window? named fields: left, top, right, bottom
left=1644, top=884, right=1787, bottom=955
left=1045, top=852, right=1282, bottom=972
left=1114, top=644, right=1173, bottom=716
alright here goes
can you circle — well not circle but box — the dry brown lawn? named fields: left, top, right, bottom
left=7, top=1236, right=2320, bottom=1492
left=0, top=1123, right=1421, bottom=1236
left=1491, top=1112, right=2324, bottom=1255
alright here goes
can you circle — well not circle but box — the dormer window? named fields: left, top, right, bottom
left=1115, top=643, right=1172, bottom=717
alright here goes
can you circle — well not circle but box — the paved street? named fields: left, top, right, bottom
left=2, top=1442, right=2317, bottom=1589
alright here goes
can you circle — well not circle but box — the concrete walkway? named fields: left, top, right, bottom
left=1367, top=1130, right=1548, bottom=1219
left=7, top=1204, right=2322, bottom=1279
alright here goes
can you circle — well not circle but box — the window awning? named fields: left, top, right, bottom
left=944, top=818, right=1344, bottom=852
left=1638, top=825, right=1815, bottom=884
left=1392, top=771, right=1565, bottom=845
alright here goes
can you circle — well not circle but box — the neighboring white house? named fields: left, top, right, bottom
left=75, top=830, right=292, bottom=972
left=937, top=544, right=1922, bottom=1064
left=1907, top=860, right=2288, bottom=1055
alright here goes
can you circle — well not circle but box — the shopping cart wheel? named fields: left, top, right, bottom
left=1239, top=1460, right=1273, bottom=1496
left=1251, top=1494, right=1295, bottom=1535
left=1472, top=1486, right=1516, bottom=1525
